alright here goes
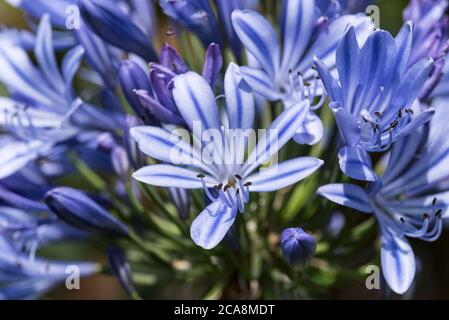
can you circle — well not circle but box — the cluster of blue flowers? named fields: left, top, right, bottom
left=1, top=0, right=449, bottom=299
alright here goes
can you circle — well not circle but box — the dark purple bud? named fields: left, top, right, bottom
left=160, top=43, right=189, bottom=74
left=168, top=187, right=190, bottom=220
left=107, top=246, right=137, bottom=298
left=119, top=60, right=158, bottom=126
left=45, top=187, right=129, bottom=237
left=202, top=43, right=223, bottom=87
left=281, top=228, right=316, bottom=269
left=134, top=89, right=185, bottom=125
left=111, top=146, right=129, bottom=178
left=79, top=0, right=157, bottom=61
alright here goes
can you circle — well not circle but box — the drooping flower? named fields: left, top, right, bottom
left=315, top=24, right=435, bottom=181
left=231, top=0, right=373, bottom=145
left=281, top=228, right=317, bottom=269
left=131, top=64, right=323, bottom=249
left=317, top=106, right=449, bottom=294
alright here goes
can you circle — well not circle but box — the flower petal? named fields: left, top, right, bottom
left=317, top=183, right=374, bottom=213
left=280, top=0, right=315, bottom=73
left=202, top=43, right=223, bottom=87
left=380, top=229, right=416, bottom=295
left=242, top=100, right=310, bottom=176
left=231, top=9, right=280, bottom=78
left=133, top=164, right=215, bottom=189
left=225, top=62, right=255, bottom=130
left=338, top=146, right=377, bottom=181
left=248, top=157, right=323, bottom=192
left=190, top=201, right=237, bottom=249
left=239, top=66, right=281, bottom=101
left=172, top=71, right=221, bottom=135
left=293, top=111, right=324, bottom=145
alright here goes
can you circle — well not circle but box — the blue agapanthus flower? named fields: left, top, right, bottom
left=315, top=23, right=435, bottom=181
left=131, top=64, right=323, bottom=249
left=318, top=106, right=449, bottom=294
left=231, top=0, right=373, bottom=145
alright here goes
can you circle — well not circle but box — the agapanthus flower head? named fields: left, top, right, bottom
left=281, top=227, right=317, bottom=269
left=315, top=23, right=435, bottom=181
left=231, top=0, right=373, bottom=145
left=318, top=106, right=449, bottom=294
left=131, top=64, right=323, bottom=249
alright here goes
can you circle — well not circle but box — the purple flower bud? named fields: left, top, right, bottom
left=107, top=246, right=136, bottom=298
left=45, top=187, right=129, bottom=237
left=119, top=60, right=158, bottom=125
left=281, top=228, right=316, bottom=269
left=111, top=146, right=129, bottom=178
left=160, top=43, right=189, bottom=74
left=202, top=43, right=223, bottom=87
left=79, top=0, right=157, bottom=61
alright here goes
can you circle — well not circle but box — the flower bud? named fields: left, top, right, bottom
left=45, top=187, right=129, bottom=237
left=281, top=228, right=316, bottom=269
left=107, top=246, right=137, bottom=298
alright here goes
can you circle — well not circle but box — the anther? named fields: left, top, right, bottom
left=436, top=209, right=443, bottom=218
left=235, top=174, right=242, bottom=180
left=244, top=182, right=252, bottom=187
left=224, top=184, right=230, bottom=192
left=196, top=173, right=205, bottom=178
left=400, top=217, right=405, bottom=223
left=423, top=213, right=430, bottom=219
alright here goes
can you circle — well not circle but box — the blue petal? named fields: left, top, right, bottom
left=333, top=107, right=361, bottom=146
left=130, top=126, right=212, bottom=173
left=172, top=72, right=222, bottom=135
left=338, top=146, right=377, bottom=181
left=61, top=45, right=85, bottom=93
left=190, top=201, right=238, bottom=249
left=317, top=183, right=374, bottom=213
left=34, top=15, right=65, bottom=95
left=133, top=164, right=216, bottom=189
left=239, top=66, right=281, bottom=101
left=247, top=157, right=323, bottom=192
left=293, top=111, right=324, bottom=145
left=280, top=0, right=315, bottom=73
left=392, top=58, right=434, bottom=109
left=394, top=22, right=413, bottom=76
left=336, top=26, right=360, bottom=109
left=225, top=62, right=255, bottom=130
left=314, top=57, right=342, bottom=102
left=380, top=228, right=415, bottom=295
left=168, top=188, right=191, bottom=220
left=243, top=100, right=310, bottom=176
left=232, top=9, right=280, bottom=78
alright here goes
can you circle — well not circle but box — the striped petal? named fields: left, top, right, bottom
left=317, top=183, right=374, bottom=213
left=248, top=157, right=323, bottom=192
left=225, top=62, right=255, bottom=130
left=190, top=201, right=238, bottom=249
left=231, top=9, right=280, bottom=78
left=133, top=164, right=215, bottom=189
left=239, top=66, right=280, bottom=101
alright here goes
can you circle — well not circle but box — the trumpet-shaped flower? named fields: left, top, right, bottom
left=318, top=106, right=449, bottom=294
left=131, top=65, right=323, bottom=249
left=315, top=24, right=435, bottom=181
left=231, top=0, right=373, bottom=145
